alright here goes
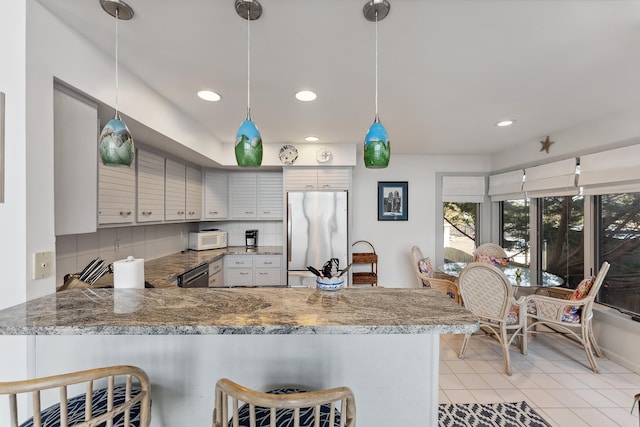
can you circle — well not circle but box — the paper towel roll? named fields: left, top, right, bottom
left=113, top=256, right=144, bottom=289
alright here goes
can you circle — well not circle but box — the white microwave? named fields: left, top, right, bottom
left=189, top=231, right=228, bottom=251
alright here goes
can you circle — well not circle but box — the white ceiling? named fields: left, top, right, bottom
left=36, top=0, right=640, bottom=157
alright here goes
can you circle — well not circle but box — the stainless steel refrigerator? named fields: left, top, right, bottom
left=287, top=191, right=348, bottom=287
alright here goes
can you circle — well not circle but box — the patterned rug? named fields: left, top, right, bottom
left=439, top=401, right=552, bottom=427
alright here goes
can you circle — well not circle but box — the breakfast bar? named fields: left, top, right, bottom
left=0, top=287, right=478, bottom=426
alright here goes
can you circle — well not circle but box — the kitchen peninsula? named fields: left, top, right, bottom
left=0, top=287, right=478, bottom=426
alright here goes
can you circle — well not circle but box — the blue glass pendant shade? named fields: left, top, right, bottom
left=99, top=115, right=135, bottom=166
left=364, top=119, right=390, bottom=168
left=235, top=119, right=263, bottom=167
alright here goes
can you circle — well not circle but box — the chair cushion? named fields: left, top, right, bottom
left=20, top=386, right=144, bottom=427
left=418, top=257, right=434, bottom=286
left=480, top=305, right=519, bottom=326
left=475, top=254, right=509, bottom=267
left=570, top=276, right=595, bottom=300
left=234, top=387, right=342, bottom=427
left=526, top=298, right=582, bottom=324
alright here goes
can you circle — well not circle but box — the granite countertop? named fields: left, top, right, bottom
left=91, top=246, right=282, bottom=288
left=0, top=287, right=479, bottom=336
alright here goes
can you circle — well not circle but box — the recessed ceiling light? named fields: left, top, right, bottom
left=496, top=120, right=515, bottom=127
left=197, top=90, right=221, bottom=102
left=295, top=90, right=317, bottom=102
left=305, top=136, right=319, bottom=142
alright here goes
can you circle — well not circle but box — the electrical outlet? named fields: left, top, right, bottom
left=33, top=251, right=53, bottom=280
left=114, top=239, right=120, bottom=253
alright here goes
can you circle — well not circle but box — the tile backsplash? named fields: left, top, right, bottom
left=55, top=221, right=283, bottom=285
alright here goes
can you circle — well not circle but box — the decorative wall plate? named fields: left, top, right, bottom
left=279, top=144, right=298, bottom=164
left=316, top=148, right=332, bottom=163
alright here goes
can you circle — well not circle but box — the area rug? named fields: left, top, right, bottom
left=439, top=401, right=551, bottom=427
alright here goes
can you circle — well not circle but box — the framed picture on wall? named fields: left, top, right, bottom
left=378, top=181, right=408, bottom=221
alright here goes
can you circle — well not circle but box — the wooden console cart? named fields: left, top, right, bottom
left=351, top=240, right=378, bottom=286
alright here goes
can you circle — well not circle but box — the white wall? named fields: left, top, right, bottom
left=351, top=153, right=491, bottom=288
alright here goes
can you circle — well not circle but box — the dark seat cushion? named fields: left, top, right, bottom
left=20, top=386, right=143, bottom=427
left=234, top=387, right=342, bottom=427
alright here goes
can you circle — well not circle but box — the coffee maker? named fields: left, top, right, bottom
left=245, top=229, right=258, bottom=248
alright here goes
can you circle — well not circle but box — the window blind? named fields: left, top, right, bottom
left=579, top=144, right=640, bottom=195
left=442, top=176, right=486, bottom=203
left=523, top=158, right=578, bottom=198
left=488, top=170, right=525, bottom=201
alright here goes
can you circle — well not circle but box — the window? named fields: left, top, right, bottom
left=443, top=202, right=477, bottom=262
left=539, top=196, right=584, bottom=288
left=500, top=199, right=530, bottom=266
left=596, top=193, right=640, bottom=316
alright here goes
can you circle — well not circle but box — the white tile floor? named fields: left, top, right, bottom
left=440, top=333, right=640, bottom=426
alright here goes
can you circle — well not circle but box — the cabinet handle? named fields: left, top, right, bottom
left=240, top=272, right=249, bottom=276
left=209, top=211, right=218, bottom=215
left=262, top=211, right=270, bottom=214
left=120, top=211, right=132, bottom=216
left=263, top=261, right=272, bottom=265
left=244, top=211, right=254, bottom=214
left=259, top=272, right=267, bottom=276
left=321, top=184, right=331, bottom=189
left=305, top=184, right=314, bottom=189
left=142, top=211, right=152, bottom=216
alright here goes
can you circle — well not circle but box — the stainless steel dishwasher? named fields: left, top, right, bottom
left=177, top=263, right=209, bottom=288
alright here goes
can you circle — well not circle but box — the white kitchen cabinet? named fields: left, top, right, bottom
left=136, top=149, right=165, bottom=223
left=285, top=168, right=350, bottom=191
left=204, top=171, right=228, bottom=220
left=185, top=166, right=202, bottom=221
left=229, top=173, right=258, bottom=219
left=257, top=173, right=283, bottom=219
left=254, top=255, right=282, bottom=286
left=208, top=258, right=224, bottom=287
left=224, top=255, right=253, bottom=287
left=98, top=156, right=136, bottom=225
left=53, top=85, right=98, bottom=235
left=165, top=158, right=186, bottom=221
left=224, top=255, right=283, bottom=287
left=229, top=172, right=283, bottom=219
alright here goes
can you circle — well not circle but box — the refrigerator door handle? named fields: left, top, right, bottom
left=287, top=203, right=292, bottom=263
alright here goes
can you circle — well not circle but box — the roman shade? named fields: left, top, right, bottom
left=523, top=158, right=578, bottom=198
left=442, top=176, right=486, bottom=203
left=488, top=170, right=525, bottom=201
left=578, top=144, right=640, bottom=195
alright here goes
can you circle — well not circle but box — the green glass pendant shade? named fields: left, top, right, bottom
left=235, top=119, right=263, bottom=167
left=99, top=115, right=135, bottom=166
left=364, top=119, right=390, bottom=168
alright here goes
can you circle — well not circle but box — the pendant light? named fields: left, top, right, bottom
left=234, top=0, right=263, bottom=167
left=363, top=0, right=391, bottom=168
left=98, top=0, right=135, bottom=167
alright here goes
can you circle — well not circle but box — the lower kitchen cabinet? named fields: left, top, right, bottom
left=208, top=258, right=224, bottom=287
left=224, top=255, right=282, bottom=287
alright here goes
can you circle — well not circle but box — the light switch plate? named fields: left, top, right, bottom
left=33, top=251, right=53, bottom=279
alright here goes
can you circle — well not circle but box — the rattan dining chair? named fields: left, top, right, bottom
left=212, top=378, right=356, bottom=427
left=0, top=365, right=151, bottom=427
left=473, top=243, right=509, bottom=259
left=411, top=245, right=461, bottom=304
left=524, top=261, right=611, bottom=373
left=458, top=262, right=526, bottom=376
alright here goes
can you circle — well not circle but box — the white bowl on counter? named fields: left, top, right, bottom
left=316, top=277, right=345, bottom=291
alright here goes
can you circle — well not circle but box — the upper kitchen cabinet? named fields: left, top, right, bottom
left=97, top=151, right=136, bottom=225
left=229, top=172, right=283, bottom=220
left=54, top=85, right=99, bottom=235
left=185, top=166, right=202, bottom=221
left=136, top=149, right=165, bottom=223
left=257, top=173, right=283, bottom=219
left=165, top=158, right=186, bottom=221
left=284, top=168, right=351, bottom=191
left=204, top=171, right=228, bottom=220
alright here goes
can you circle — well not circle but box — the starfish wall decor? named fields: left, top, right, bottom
left=539, top=136, right=554, bottom=153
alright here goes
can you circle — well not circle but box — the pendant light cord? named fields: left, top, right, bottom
left=375, top=9, right=379, bottom=122
left=247, top=9, right=251, bottom=120
left=115, top=7, right=120, bottom=118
